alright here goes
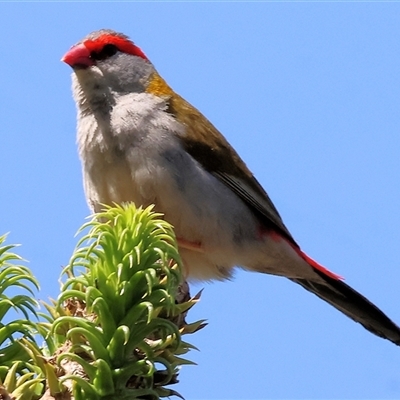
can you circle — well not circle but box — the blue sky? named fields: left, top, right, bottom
left=1, top=2, right=400, bottom=399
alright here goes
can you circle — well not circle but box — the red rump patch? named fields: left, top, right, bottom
left=296, top=249, right=343, bottom=281
left=83, top=34, right=148, bottom=60
left=268, top=230, right=284, bottom=242
left=262, top=228, right=343, bottom=281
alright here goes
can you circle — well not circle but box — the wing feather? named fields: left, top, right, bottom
left=166, top=90, right=297, bottom=245
left=214, top=172, right=295, bottom=244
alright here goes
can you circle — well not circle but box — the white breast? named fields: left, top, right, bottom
left=77, top=92, right=266, bottom=280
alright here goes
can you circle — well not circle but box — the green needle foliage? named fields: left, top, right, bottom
left=0, top=235, right=44, bottom=399
left=0, top=204, right=203, bottom=400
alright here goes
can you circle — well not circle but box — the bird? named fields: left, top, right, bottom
left=62, top=29, right=400, bottom=346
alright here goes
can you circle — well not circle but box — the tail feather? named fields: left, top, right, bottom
left=291, top=269, right=400, bottom=346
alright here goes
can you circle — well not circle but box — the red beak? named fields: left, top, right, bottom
left=62, top=43, right=94, bottom=68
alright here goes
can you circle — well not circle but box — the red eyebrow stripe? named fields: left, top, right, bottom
left=83, top=34, right=148, bottom=60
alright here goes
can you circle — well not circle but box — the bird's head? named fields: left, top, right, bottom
left=62, top=29, right=156, bottom=97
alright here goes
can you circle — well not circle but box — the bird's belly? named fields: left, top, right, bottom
left=83, top=149, right=261, bottom=280
left=83, top=157, right=149, bottom=211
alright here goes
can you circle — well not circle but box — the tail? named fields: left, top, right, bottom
left=291, top=263, right=400, bottom=346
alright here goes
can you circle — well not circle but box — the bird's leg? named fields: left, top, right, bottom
left=176, top=238, right=203, bottom=253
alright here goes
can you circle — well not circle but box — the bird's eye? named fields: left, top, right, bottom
left=90, top=44, right=118, bottom=61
